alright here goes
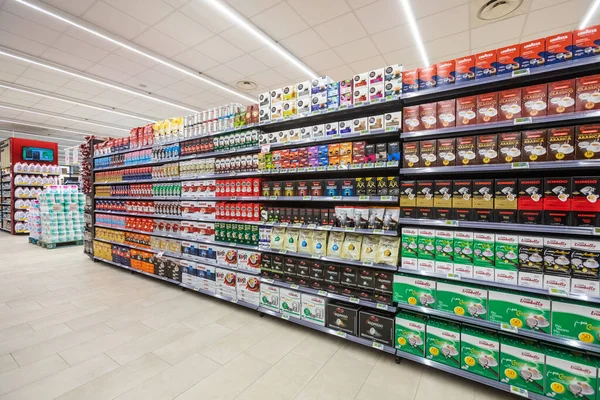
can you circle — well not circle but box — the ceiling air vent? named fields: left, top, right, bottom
left=477, top=0, right=524, bottom=20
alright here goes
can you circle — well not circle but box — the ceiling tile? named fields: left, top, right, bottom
left=61, top=80, right=107, bottom=97
left=0, top=29, right=47, bottom=56
left=530, top=0, right=569, bottom=11
left=82, top=1, right=149, bottom=40
left=134, top=69, right=181, bottom=87
left=21, top=67, right=70, bottom=87
left=470, top=38, right=521, bottom=55
left=522, top=0, right=590, bottom=36
left=287, top=0, right=351, bottom=26
left=426, top=31, right=471, bottom=61
left=334, top=37, right=381, bottom=63
left=51, top=34, right=111, bottom=63
left=155, top=11, right=214, bottom=47
left=302, top=49, right=345, bottom=72
left=314, top=13, right=367, bottom=47
left=102, top=0, right=174, bottom=25
left=85, top=63, right=134, bottom=83
left=225, top=0, right=282, bottom=18
left=203, top=65, right=244, bottom=84
left=419, top=4, right=469, bottom=42
left=0, top=59, right=29, bottom=76
left=0, top=11, right=62, bottom=46
left=0, top=94, right=39, bottom=108
left=251, top=2, right=309, bottom=40
left=1, top=1, right=69, bottom=32
left=40, top=0, right=96, bottom=16
left=0, top=108, right=22, bottom=119
left=53, top=87, right=97, bottom=101
left=346, top=0, right=378, bottom=9
left=98, top=55, right=149, bottom=78
left=520, top=23, right=576, bottom=43
left=195, top=36, right=244, bottom=63
left=320, top=64, right=354, bottom=81
left=348, top=55, right=387, bottom=75
left=169, top=78, right=214, bottom=96
left=89, top=90, right=140, bottom=106
left=225, top=54, right=269, bottom=76
left=412, top=0, right=469, bottom=18
left=371, top=24, right=412, bottom=54
left=280, top=29, right=330, bottom=58
left=248, top=68, right=288, bottom=88
left=470, top=14, right=526, bottom=49
left=133, top=28, right=188, bottom=58
left=249, top=47, right=287, bottom=68
left=172, top=48, right=220, bottom=72
left=382, top=46, right=421, bottom=68
left=180, top=1, right=235, bottom=34
left=220, top=26, right=264, bottom=53
left=34, top=98, right=77, bottom=113
left=163, top=0, right=189, bottom=9
left=354, top=0, right=406, bottom=35
left=62, top=26, right=121, bottom=53
left=273, top=63, right=306, bottom=81
left=40, top=48, right=95, bottom=71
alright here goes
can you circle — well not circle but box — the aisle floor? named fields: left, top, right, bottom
left=0, top=235, right=510, bottom=400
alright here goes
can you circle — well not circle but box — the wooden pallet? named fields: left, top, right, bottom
left=29, top=237, right=84, bottom=249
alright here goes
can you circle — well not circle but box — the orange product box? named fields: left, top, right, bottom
left=456, top=96, right=477, bottom=126
left=573, top=24, right=600, bottom=59
left=477, top=92, right=499, bottom=124
left=475, top=50, right=497, bottom=79
left=402, top=69, right=419, bottom=93
left=520, top=38, right=546, bottom=69
left=496, top=44, right=520, bottom=75
left=545, top=31, right=572, bottom=64
left=418, top=65, right=437, bottom=90
left=435, top=60, right=455, bottom=86
left=455, top=55, right=475, bottom=83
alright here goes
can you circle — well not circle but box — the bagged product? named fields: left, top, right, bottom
left=376, top=236, right=400, bottom=266
left=270, top=227, right=286, bottom=250
left=327, top=231, right=345, bottom=258
left=312, top=230, right=328, bottom=255
left=298, top=229, right=313, bottom=254
left=341, top=233, right=363, bottom=260
left=360, top=235, right=379, bottom=263
left=284, top=228, right=300, bottom=253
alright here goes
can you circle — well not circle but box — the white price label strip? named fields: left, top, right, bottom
left=500, top=323, right=518, bottom=333
left=510, top=386, right=529, bottom=398
left=336, top=331, right=347, bottom=338
left=372, top=342, right=384, bottom=350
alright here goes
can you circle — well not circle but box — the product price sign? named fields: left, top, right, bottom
left=549, top=287, right=569, bottom=297
left=363, top=163, right=374, bottom=169
left=344, top=227, right=356, bottom=232
left=380, top=196, right=393, bottom=201
left=297, top=167, right=307, bottom=173
left=319, top=225, right=333, bottom=231
left=372, top=342, right=384, bottom=351
left=510, top=386, right=529, bottom=398
left=230, top=298, right=238, bottom=304
left=362, top=261, right=374, bottom=267
left=376, top=303, right=389, bottom=310
left=279, top=249, right=288, bottom=254
left=317, top=166, right=326, bottom=172
left=336, top=331, right=347, bottom=338
left=359, top=130, right=370, bottom=135
left=293, top=222, right=303, bottom=228
left=372, top=229, right=384, bottom=234
left=511, top=162, right=529, bottom=169
left=302, top=195, right=312, bottom=201
left=447, top=273, right=461, bottom=280
left=386, top=161, right=399, bottom=167
left=280, top=222, right=289, bottom=227
left=500, top=323, right=518, bottom=333
left=514, top=117, right=532, bottom=125
left=359, top=195, right=370, bottom=201
left=350, top=163, right=362, bottom=170
left=290, top=284, right=299, bottom=290
left=288, top=168, right=297, bottom=173
left=269, top=196, right=278, bottom=200
left=262, top=278, right=274, bottom=284
left=229, top=197, right=237, bottom=201
left=444, top=219, right=459, bottom=226
left=594, top=228, right=600, bottom=236
left=512, top=68, right=530, bottom=78
left=318, top=290, right=328, bottom=296
left=349, top=297, right=360, bottom=304
left=281, top=312, right=290, bottom=320
left=332, top=196, right=342, bottom=201
left=307, top=224, right=317, bottom=229
left=327, top=165, right=337, bottom=171
left=157, top=251, right=164, bottom=258
left=307, top=167, right=316, bottom=172
left=229, top=171, right=237, bottom=176
left=375, top=161, right=386, bottom=168
left=330, top=134, right=342, bottom=140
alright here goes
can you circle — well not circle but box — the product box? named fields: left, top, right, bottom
left=403, top=105, right=420, bottom=132
left=280, top=288, right=302, bottom=319
left=311, top=76, right=332, bottom=94
left=551, top=298, right=600, bottom=344
left=576, top=74, right=600, bottom=112
left=475, top=50, right=497, bottom=79
left=518, top=178, right=544, bottom=214
left=401, top=227, right=418, bottom=259
left=418, top=65, right=436, bottom=90
left=260, top=284, right=280, bottom=312
left=369, top=82, right=384, bottom=102
left=548, top=127, right=575, bottom=162
left=476, top=135, right=498, bottom=165
left=522, top=129, right=548, bottom=162
left=437, top=99, right=456, bottom=128
left=416, top=180, right=434, bottom=209
left=576, top=125, right=600, bottom=160
left=236, top=273, right=260, bottom=306
left=518, top=235, right=544, bottom=275
left=460, top=326, right=499, bottom=380
left=499, top=336, right=545, bottom=395
left=473, top=232, right=495, bottom=272
left=434, top=230, right=454, bottom=264
left=301, top=293, right=326, bottom=326
left=456, top=136, right=476, bottom=166
left=383, top=111, right=402, bottom=132
left=456, top=96, right=477, bottom=126
left=572, top=24, right=600, bottom=59
left=338, top=120, right=352, bottom=135
left=494, top=234, right=519, bottom=284
left=417, top=228, right=435, bottom=260
left=359, top=309, right=395, bottom=346
left=455, top=55, right=475, bottom=83
left=353, top=86, right=369, bottom=107
left=270, top=88, right=283, bottom=104
left=434, top=179, right=453, bottom=210
left=488, top=289, right=551, bottom=333
left=368, top=115, right=383, bottom=132
left=426, top=318, right=461, bottom=368
left=520, top=38, right=546, bottom=69
left=258, top=92, right=270, bottom=108
left=402, top=69, right=418, bottom=93
left=453, top=231, right=474, bottom=275
left=477, top=92, right=498, bottom=124
left=498, top=88, right=522, bottom=120
left=216, top=268, right=237, bottom=300
left=496, top=44, right=520, bottom=75
left=435, top=60, right=455, bottom=86
left=546, top=31, right=573, bottom=64
left=393, top=274, right=436, bottom=307
left=452, top=180, right=473, bottom=217
left=522, top=84, right=548, bottom=117
left=395, top=311, right=427, bottom=356
left=545, top=345, right=598, bottom=400
left=571, top=278, right=600, bottom=296
left=297, top=81, right=310, bottom=98
left=543, top=274, right=571, bottom=292
left=352, top=117, right=368, bottom=134
left=571, top=238, right=600, bottom=279
left=547, top=79, right=575, bottom=116
left=402, top=141, right=420, bottom=168
left=436, top=137, right=456, bottom=166
left=326, top=301, right=359, bottom=335
left=436, top=281, right=488, bottom=319
left=311, top=91, right=327, bottom=112
left=498, top=132, right=522, bottom=163
left=419, top=139, right=437, bottom=167
left=384, top=64, right=403, bottom=100
left=419, top=103, right=438, bottom=130
left=518, top=271, right=543, bottom=289
left=473, top=179, right=495, bottom=214
left=543, top=177, right=572, bottom=224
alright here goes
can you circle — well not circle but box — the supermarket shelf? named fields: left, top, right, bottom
left=396, top=302, right=600, bottom=355
left=13, top=171, right=60, bottom=176
left=401, top=56, right=600, bottom=105
left=258, top=306, right=397, bottom=355
left=93, top=238, right=181, bottom=258
left=179, top=254, right=260, bottom=276
left=261, top=222, right=398, bottom=236
left=400, top=159, right=600, bottom=175
left=395, top=265, right=600, bottom=304
left=94, top=196, right=180, bottom=201
left=93, top=257, right=181, bottom=285
left=94, top=176, right=181, bottom=185
left=268, top=128, right=399, bottom=151
left=258, top=247, right=398, bottom=271
left=401, top=109, right=600, bottom=141
left=262, top=278, right=396, bottom=312
left=0, top=227, right=11, bottom=232
left=178, top=145, right=261, bottom=161
left=398, top=217, right=599, bottom=236
left=94, top=157, right=180, bottom=171
left=258, top=195, right=399, bottom=203
left=395, top=350, right=549, bottom=400
left=180, top=283, right=259, bottom=310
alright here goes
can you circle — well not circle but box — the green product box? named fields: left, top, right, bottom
left=500, top=336, right=545, bottom=395
left=251, top=225, right=259, bottom=245
left=435, top=281, right=488, bottom=319
left=494, top=233, right=519, bottom=285
left=545, top=345, right=598, bottom=400
left=225, top=223, right=233, bottom=242
left=395, top=311, right=427, bottom=356
left=453, top=231, right=474, bottom=265
left=488, top=289, right=551, bottom=334
left=244, top=224, right=252, bottom=245
left=417, top=228, right=436, bottom=260
left=426, top=317, right=460, bottom=368
left=435, top=230, right=454, bottom=263
left=474, top=232, right=495, bottom=267
left=401, top=227, right=418, bottom=258
left=460, top=326, right=499, bottom=381
left=214, top=222, right=223, bottom=242
left=393, top=274, right=436, bottom=307
left=552, top=299, right=600, bottom=345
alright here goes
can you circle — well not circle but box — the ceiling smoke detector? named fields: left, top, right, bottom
left=477, top=0, right=524, bottom=20
left=236, top=80, right=258, bottom=90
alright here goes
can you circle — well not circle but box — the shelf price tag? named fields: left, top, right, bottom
left=349, top=297, right=360, bottom=304
left=376, top=303, right=388, bottom=310
left=387, top=161, right=399, bottom=167
left=372, top=342, right=384, bottom=350
left=331, top=196, right=342, bottom=201
left=262, top=279, right=274, bottom=284
left=500, top=323, right=518, bottom=333
left=280, top=222, right=289, bottom=227
left=320, top=225, right=333, bottom=231
left=290, top=284, right=299, bottom=290
left=372, top=229, right=384, bottom=234
left=279, top=249, right=288, bottom=254
left=230, top=298, right=238, bottom=303
left=514, top=117, right=532, bottom=125
left=350, top=163, right=362, bottom=169
left=229, top=171, right=237, bottom=176
left=279, top=168, right=289, bottom=174
left=338, top=164, right=348, bottom=170
left=447, top=273, right=461, bottom=280
left=345, top=227, right=356, bottom=232
left=318, top=290, right=328, bottom=296
left=594, top=228, right=600, bottom=236
left=444, top=220, right=459, bottom=226
left=336, top=331, right=347, bottom=338
left=317, top=166, right=326, bottom=171
left=157, top=251, right=165, bottom=258
left=229, top=197, right=237, bottom=201
left=510, top=386, right=529, bottom=398
left=375, top=161, right=386, bottom=168
left=359, top=195, right=370, bottom=201
left=511, top=68, right=530, bottom=78
left=288, top=168, right=297, bottom=173
left=297, top=167, right=307, bottom=173
left=549, top=287, right=569, bottom=297
left=362, top=261, right=374, bottom=267
left=360, top=130, right=370, bottom=135
left=267, top=196, right=278, bottom=201
left=293, top=223, right=303, bottom=228
left=331, top=134, right=341, bottom=139
left=511, top=162, right=529, bottom=169
left=307, top=167, right=316, bottom=172
left=363, top=163, right=374, bottom=169
left=281, top=312, right=290, bottom=320
left=380, top=196, right=393, bottom=201
left=327, top=165, right=337, bottom=171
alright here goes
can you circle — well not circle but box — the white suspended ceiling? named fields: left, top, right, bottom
left=0, top=0, right=598, bottom=164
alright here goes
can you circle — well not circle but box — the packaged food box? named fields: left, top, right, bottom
left=326, top=301, right=359, bottom=335
left=499, top=337, right=545, bottom=395
left=544, top=344, right=598, bottom=400
left=359, top=309, right=395, bottom=346
left=301, top=293, right=326, bottom=326
left=436, top=281, right=488, bottom=320
left=392, top=274, right=436, bottom=307
left=460, top=326, right=499, bottom=380
left=426, top=318, right=461, bottom=367
left=488, top=289, right=551, bottom=333
left=520, top=38, right=546, bottom=69
left=260, top=284, right=280, bottom=312
left=395, top=311, right=427, bottom=356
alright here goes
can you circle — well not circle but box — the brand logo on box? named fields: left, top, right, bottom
left=522, top=352, right=541, bottom=360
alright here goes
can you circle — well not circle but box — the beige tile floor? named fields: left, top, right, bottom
left=0, top=234, right=513, bottom=399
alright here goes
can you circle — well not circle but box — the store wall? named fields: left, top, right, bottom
left=10, top=138, right=58, bottom=166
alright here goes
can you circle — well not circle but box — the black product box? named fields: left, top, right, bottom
left=388, top=177, right=400, bottom=196
left=295, top=208, right=306, bottom=223
left=261, top=181, right=271, bottom=196
left=376, top=143, right=387, bottom=162
left=297, top=259, right=311, bottom=277
left=340, top=285, right=358, bottom=298
left=326, top=209, right=337, bottom=225
left=472, top=179, right=494, bottom=209
left=357, top=268, right=375, bottom=289
left=296, top=180, right=309, bottom=196
left=355, top=178, right=367, bottom=195
left=340, top=265, right=358, bottom=287
left=325, top=264, right=340, bottom=283
left=357, top=288, right=375, bottom=302
left=310, top=261, right=324, bottom=280
left=283, top=181, right=296, bottom=196
left=272, top=255, right=284, bottom=272
left=453, top=208, right=473, bottom=221
left=281, top=208, right=292, bottom=223
left=375, top=271, right=393, bottom=293
left=327, top=302, right=360, bottom=335
left=310, top=180, right=324, bottom=196
left=359, top=309, right=395, bottom=346
left=270, top=270, right=283, bottom=281
left=283, top=256, right=298, bottom=274
left=495, top=209, right=518, bottom=223
left=260, top=206, right=271, bottom=222
left=272, top=182, right=283, bottom=196
left=305, top=209, right=315, bottom=224
left=283, top=272, right=296, bottom=284
left=376, top=177, right=388, bottom=195
left=341, top=179, right=356, bottom=196
left=365, top=144, right=376, bottom=163
left=400, top=206, right=417, bottom=218
left=433, top=179, right=453, bottom=209
left=452, top=179, right=473, bottom=210
left=544, top=210, right=571, bottom=226
left=296, top=275, right=310, bottom=287
left=310, top=279, right=324, bottom=290
left=374, top=291, right=393, bottom=305
left=324, top=282, right=341, bottom=294
left=325, top=179, right=340, bottom=196
left=261, top=269, right=272, bottom=279
left=417, top=207, right=434, bottom=219
left=519, top=210, right=544, bottom=225
left=474, top=209, right=494, bottom=222
left=573, top=211, right=600, bottom=227
left=261, top=253, right=273, bottom=270
left=434, top=207, right=452, bottom=220
left=366, top=177, right=377, bottom=195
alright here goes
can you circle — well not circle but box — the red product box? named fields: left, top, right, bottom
left=456, top=96, right=477, bottom=126
left=548, top=79, right=576, bottom=114
left=402, top=69, right=419, bottom=93
left=498, top=88, right=522, bottom=120
left=455, top=55, right=475, bottom=83
left=475, top=50, right=497, bottom=79
left=418, top=65, right=437, bottom=90
left=419, top=102, right=438, bottom=130
left=573, top=24, right=600, bottom=59
left=572, top=177, right=600, bottom=212
left=576, top=74, right=600, bottom=112
left=522, top=84, right=548, bottom=117
left=435, top=60, right=455, bottom=86
left=543, top=177, right=572, bottom=211
left=520, top=38, right=546, bottom=69
left=403, top=105, right=421, bottom=131
left=518, top=178, right=544, bottom=210
left=476, top=92, right=498, bottom=124
left=546, top=31, right=573, bottom=64
left=496, top=44, right=520, bottom=75
left=437, top=99, right=456, bottom=128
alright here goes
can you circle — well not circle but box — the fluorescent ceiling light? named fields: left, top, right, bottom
left=0, top=47, right=199, bottom=114
left=0, top=118, right=114, bottom=136
left=13, top=0, right=256, bottom=103
left=400, top=0, right=430, bottom=67
left=0, top=82, right=156, bottom=123
left=580, top=0, right=600, bottom=29
left=204, top=0, right=318, bottom=80
left=0, top=103, right=130, bottom=132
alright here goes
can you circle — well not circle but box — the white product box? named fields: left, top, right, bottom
left=270, top=104, right=283, bottom=120
left=296, top=98, right=310, bottom=115
left=543, top=275, right=571, bottom=292
left=181, top=260, right=196, bottom=288
left=260, top=284, right=280, bottom=312
left=297, top=81, right=310, bottom=98
left=353, top=72, right=368, bottom=89
left=384, top=64, right=403, bottom=100
left=338, top=120, right=353, bottom=134
left=283, top=84, right=296, bottom=100
left=259, top=108, right=270, bottom=123
left=288, top=128, right=300, bottom=142
left=353, top=86, right=369, bottom=106
left=417, top=258, right=435, bottom=272
left=298, top=126, right=311, bottom=140
left=518, top=271, right=543, bottom=289
left=311, top=76, right=332, bottom=94
left=473, top=266, right=494, bottom=281
left=325, top=122, right=338, bottom=136
left=311, top=92, right=328, bottom=112
left=301, top=293, right=326, bottom=326
left=216, top=246, right=237, bottom=269
left=494, top=269, right=518, bottom=285
left=276, top=130, right=289, bottom=143
left=352, top=117, right=368, bottom=134
left=197, top=264, right=216, bottom=293
left=236, top=273, right=260, bottom=306
left=311, top=124, right=325, bottom=139
left=283, top=100, right=297, bottom=119
left=369, top=82, right=384, bottom=102
left=216, top=268, right=237, bottom=299
left=270, top=88, right=283, bottom=104
left=453, top=264, right=473, bottom=278
left=435, top=261, right=453, bottom=274
left=237, top=249, right=261, bottom=273
left=385, top=64, right=403, bottom=81
left=401, top=257, right=418, bottom=270
left=368, top=115, right=383, bottom=132
left=571, top=278, right=600, bottom=296
left=369, top=68, right=384, bottom=84
left=384, top=111, right=402, bottom=132
left=280, top=288, right=302, bottom=318
left=258, top=92, right=270, bottom=108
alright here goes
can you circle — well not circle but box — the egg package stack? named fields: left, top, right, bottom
left=37, top=185, right=85, bottom=244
